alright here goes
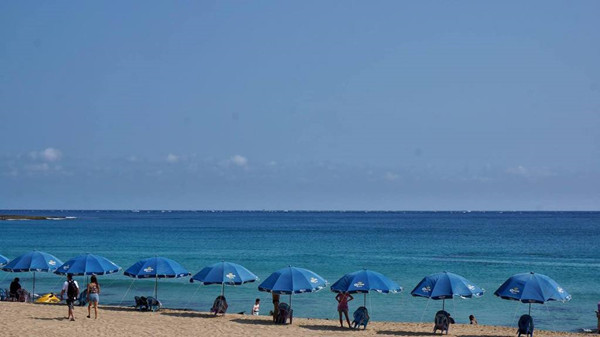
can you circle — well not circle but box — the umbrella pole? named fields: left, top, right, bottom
left=364, top=293, right=366, bottom=307
left=32, top=271, right=36, bottom=303
left=221, top=283, right=224, bottom=297
left=154, top=274, right=158, bottom=300
left=443, top=299, right=445, bottom=311
left=528, top=303, right=531, bottom=315
left=290, top=294, right=293, bottom=312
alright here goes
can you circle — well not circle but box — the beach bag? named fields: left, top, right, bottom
left=67, top=280, right=77, bottom=300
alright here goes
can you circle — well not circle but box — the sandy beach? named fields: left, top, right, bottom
left=0, top=302, right=585, bottom=336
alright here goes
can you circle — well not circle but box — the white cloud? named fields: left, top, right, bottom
left=26, top=163, right=50, bottom=171
left=166, top=154, right=179, bottom=163
left=41, top=148, right=62, bottom=161
left=384, top=172, right=399, bottom=181
left=506, top=165, right=554, bottom=178
left=506, top=165, right=528, bottom=176
left=29, top=147, right=62, bottom=162
left=230, top=155, right=248, bottom=167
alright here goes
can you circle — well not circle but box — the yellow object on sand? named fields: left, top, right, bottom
left=35, top=293, right=60, bottom=304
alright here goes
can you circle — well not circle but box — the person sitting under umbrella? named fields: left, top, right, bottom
left=9, top=278, right=21, bottom=301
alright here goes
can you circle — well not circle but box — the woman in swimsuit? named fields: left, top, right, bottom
left=87, top=275, right=101, bottom=319
left=336, top=291, right=354, bottom=328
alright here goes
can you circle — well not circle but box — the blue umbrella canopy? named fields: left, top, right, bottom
left=258, top=266, right=327, bottom=295
left=1, top=251, right=63, bottom=273
left=331, top=268, right=402, bottom=308
left=411, top=271, right=483, bottom=311
left=411, top=271, right=484, bottom=300
left=191, top=261, right=258, bottom=296
left=1, top=250, right=64, bottom=299
left=331, top=269, right=402, bottom=294
left=494, top=272, right=571, bottom=304
left=55, top=253, right=121, bottom=276
left=124, top=257, right=191, bottom=300
left=0, top=254, right=8, bottom=266
left=124, top=257, right=190, bottom=279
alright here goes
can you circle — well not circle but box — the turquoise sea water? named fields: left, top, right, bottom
left=1, top=210, right=598, bottom=332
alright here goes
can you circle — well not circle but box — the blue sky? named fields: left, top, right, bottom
left=1, top=1, right=599, bottom=210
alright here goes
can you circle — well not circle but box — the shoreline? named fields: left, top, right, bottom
left=0, top=214, right=73, bottom=221
left=0, top=302, right=588, bottom=336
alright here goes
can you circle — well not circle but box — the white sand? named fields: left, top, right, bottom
left=0, top=302, right=584, bottom=336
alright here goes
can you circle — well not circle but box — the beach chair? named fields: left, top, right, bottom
left=77, top=288, right=88, bottom=307
left=0, top=288, right=7, bottom=301
left=211, top=295, right=228, bottom=315
left=352, top=306, right=370, bottom=330
left=146, top=297, right=162, bottom=312
left=433, top=310, right=450, bottom=334
left=134, top=296, right=149, bottom=311
left=276, top=302, right=293, bottom=324
left=517, top=314, right=534, bottom=337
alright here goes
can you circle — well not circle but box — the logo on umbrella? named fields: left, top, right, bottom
left=310, top=277, right=318, bottom=283
left=226, top=273, right=236, bottom=279
left=63, top=264, right=70, bottom=270
left=144, top=267, right=154, bottom=273
left=557, top=287, right=564, bottom=294
left=467, top=284, right=475, bottom=290
left=422, top=286, right=431, bottom=293
left=49, top=260, right=56, bottom=266
left=509, top=287, right=520, bottom=294
left=354, top=281, right=365, bottom=288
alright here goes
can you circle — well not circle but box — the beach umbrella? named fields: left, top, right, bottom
left=0, top=254, right=8, bottom=266
left=1, top=250, right=63, bottom=300
left=411, top=271, right=484, bottom=310
left=258, top=266, right=327, bottom=314
left=55, top=253, right=121, bottom=276
left=190, top=261, right=258, bottom=296
left=494, top=272, right=571, bottom=314
left=330, top=269, right=402, bottom=306
left=124, top=256, right=190, bottom=300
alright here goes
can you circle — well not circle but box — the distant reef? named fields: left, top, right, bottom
left=0, top=215, right=68, bottom=220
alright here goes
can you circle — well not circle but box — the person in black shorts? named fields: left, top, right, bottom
left=60, top=274, right=79, bottom=321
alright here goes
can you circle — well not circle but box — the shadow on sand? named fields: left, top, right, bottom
left=160, top=311, right=220, bottom=319
left=98, top=306, right=135, bottom=313
left=32, top=317, right=69, bottom=322
left=299, top=324, right=354, bottom=332
left=231, top=318, right=279, bottom=326
left=376, top=331, right=438, bottom=336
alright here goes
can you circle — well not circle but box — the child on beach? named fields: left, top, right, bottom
left=469, top=314, right=478, bottom=324
left=335, top=292, right=354, bottom=328
left=252, top=298, right=260, bottom=315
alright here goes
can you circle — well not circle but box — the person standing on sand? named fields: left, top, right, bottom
left=87, top=275, right=101, bottom=319
left=336, top=291, right=354, bottom=328
left=60, top=273, right=79, bottom=321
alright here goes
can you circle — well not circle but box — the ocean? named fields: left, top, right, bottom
left=0, top=210, right=598, bottom=332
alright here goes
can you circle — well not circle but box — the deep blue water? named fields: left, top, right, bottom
left=1, top=210, right=598, bottom=332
